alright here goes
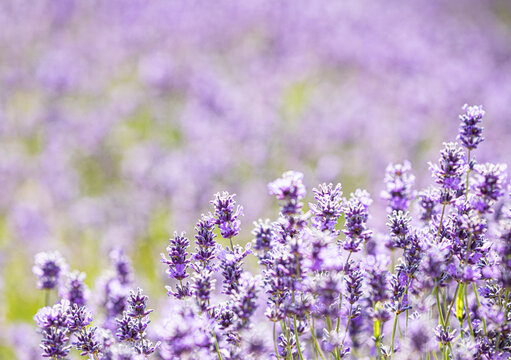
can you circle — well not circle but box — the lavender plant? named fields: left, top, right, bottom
left=29, top=104, right=511, bottom=360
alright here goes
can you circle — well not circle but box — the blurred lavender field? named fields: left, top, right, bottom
left=1, top=0, right=511, bottom=357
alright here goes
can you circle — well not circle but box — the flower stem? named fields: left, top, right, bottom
left=463, top=284, right=474, bottom=338
left=274, top=321, right=281, bottom=360
left=471, top=283, right=487, bottom=334
left=292, top=290, right=304, bottom=360
left=212, top=329, right=223, bottom=360
left=308, top=313, right=326, bottom=360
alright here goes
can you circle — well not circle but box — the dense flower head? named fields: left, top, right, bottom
left=67, top=304, right=93, bottom=331
left=210, top=191, right=243, bottom=239
left=342, top=189, right=373, bottom=252
left=61, top=270, right=89, bottom=307
left=386, top=210, right=412, bottom=249
left=191, top=269, right=215, bottom=312
left=345, top=260, right=363, bottom=305
left=116, top=312, right=142, bottom=342
left=34, top=300, right=72, bottom=329
left=110, top=249, right=134, bottom=286
left=126, top=288, right=153, bottom=318
left=251, top=218, right=274, bottom=261
left=471, top=163, right=507, bottom=213
left=231, top=273, right=261, bottom=329
left=417, top=187, right=439, bottom=222
left=161, top=232, right=191, bottom=281
left=458, top=104, right=485, bottom=151
left=429, top=142, right=466, bottom=202
left=33, top=251, right=68, bottom=290
left=157, top=307, right=212, bottom=359
left=74, top=326, right=101, bottom=357
left=309, top=182, right=343, bottom=232
left=192, top=215, right=217, bottom=269
left=381, top=161, right=415, bottom=213
left=39, top=327, right=71, bottom=359
left=365, top=255, right=390, bottom=304
left=218, top=244, right=251, bottom=295
left=268, top=171, right=307, bottom=216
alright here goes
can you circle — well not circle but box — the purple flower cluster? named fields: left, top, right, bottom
left=33, top=251, right=159, bottom=359
left=28, top=104, right=511, bottom=360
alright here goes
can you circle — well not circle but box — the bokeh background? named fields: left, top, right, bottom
left=1, top=0, right=511, bottom=357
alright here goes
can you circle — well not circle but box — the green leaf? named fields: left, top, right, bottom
left=456, top=283, right=465, bottom=322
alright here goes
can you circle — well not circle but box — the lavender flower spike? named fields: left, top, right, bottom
left=211, top=191, right=244, bottom=240
left=429, top=142, right=466, bottom=203
left=381, top=160, right=415, bottom=213
left=33, top=251, right=68, bottom=291
left=268, top=171, right=307, bottom=216
left=309, top=182, right=343, bottom=232
left=161, top=232, right=191, bottom=299
left=458, top=104, right=485, bottom=151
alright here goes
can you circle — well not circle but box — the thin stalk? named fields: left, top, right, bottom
left=445, top=283, right=460, bottom=327
left=465, top=150, right=471, bottom=203
left=435, top=287, right=446, bottom=327
left=495, top=289, right=510, bottom=356
left=273, top=321, right=281, bottom=360
left=436, top=203, right=447, bottom=241
left=390, top=314, right=399, bottom=358
left=45, top=289, right=50, bottom=307
left=308, top=313, right=326, bottom=360
left=471, top=283, right=487, bottom=334
left=212, top=329, right=223, bottom=360
left=292, top=291, right=304, bottom=360
left=463, top=284, right=474, bottom=338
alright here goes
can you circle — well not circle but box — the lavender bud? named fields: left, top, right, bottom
left=33, top=251, right=68, bottom=290
left=458, top=104, right=485, bottom=151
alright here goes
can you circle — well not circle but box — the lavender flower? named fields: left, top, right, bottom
left=110, top=249, right=134, bottom=286
left=386, top=210, right=412, bottom=249
left=218, top=244, right=251, bottom=295
left=61, top=270, right=89, bottom=307
left=429, top=142, right=466, bottom=203
left=342, top=189, right=373, bottom=252
left=365, top=255, right=390, bottom=304
left=417, top=187, right=439, bottom=222
left=309, top=183, right=343, bottom=232
left=471, top=163, right=507, bottom=214
left=192, top=215, right=217, bottom=270
left=381, top=161, right=415, bottom=213
left=252, top=218, right=274, bottom=262
left=74, top=326, right=101, bottom=357
left=191, top=269, right=215, bottom=312
left=210, top=191, right=243, bottom=240
left=33, top=251, right=68, bottom=290
left=39, top=327, right=71, bottom=359
left=268, top=171, right=306, bottom=216
left=161, top=232, right=191, bottom=298
left=458, top=104, right=485, bottom=151
left=231, top=273, right=261, bottom=330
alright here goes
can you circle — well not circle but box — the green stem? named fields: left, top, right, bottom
left=495, top=289, right=510, bottom=356
left=435, top=287, right=446, bottom=327
left=471, top=283, right=487, bottom=334
left=45, top=289, right=50, bottom=307
left=436, top=203, right=447, bottom=241
left=308, top=313, right=326, bottom=360
left=273, top=321, right=281, bottom=360
left=390, top=314, right=399, bottom=358
left=465, top=150, right=471, bottom=203
left=212, top=330, right=223, bottom=360
left=445, top=283, right=460, bottom=328
left=464, top=284, right=474, bottom=338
